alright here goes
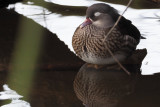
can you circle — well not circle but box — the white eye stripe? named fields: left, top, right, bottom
left=94, top=12, right=101, bottom=16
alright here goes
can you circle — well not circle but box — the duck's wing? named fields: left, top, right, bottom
left=116, top=16, right=141, bottom=44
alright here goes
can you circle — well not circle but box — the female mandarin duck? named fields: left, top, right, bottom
left=72, top=3, right=141, bottom=65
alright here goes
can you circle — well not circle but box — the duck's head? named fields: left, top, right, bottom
left=80, top=3, right=119, bottom=29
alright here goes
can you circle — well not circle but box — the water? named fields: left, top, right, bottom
left=0, top=0, right=160, bottom=107
left=7, top=0, right=160, bottom=75
left=74, top=63, right=160, bottom=107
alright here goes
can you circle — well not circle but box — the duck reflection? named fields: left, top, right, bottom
left=73, top=49, right=147, bottom=107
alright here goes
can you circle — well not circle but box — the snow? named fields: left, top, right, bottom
left=0, top=85, right=31, bottom=107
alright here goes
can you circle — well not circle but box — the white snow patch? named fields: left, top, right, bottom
left=0, top=84, right=31, bottom=107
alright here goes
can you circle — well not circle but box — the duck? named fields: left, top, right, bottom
left=72, top=3, right=141, bottom=65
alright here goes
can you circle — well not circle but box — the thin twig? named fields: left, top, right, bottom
left=103, top=0, right=133, bottom=75
left=106, top=45, right=131, bottom=75
left=103, top=0, right=133, bottom=41
left=43, top=8, right=48, bottom=28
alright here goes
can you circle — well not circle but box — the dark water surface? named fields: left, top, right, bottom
left=0, top=69, right=160, bottom=107
left=0, top=0, right=160, bottom=107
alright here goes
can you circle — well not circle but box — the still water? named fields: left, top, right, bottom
left=8, top=0, right=160, bottom=75
left=0, top=0, right=160, bottom=107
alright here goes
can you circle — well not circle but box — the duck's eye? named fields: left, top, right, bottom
left=94, top=12, right=101, bottom=17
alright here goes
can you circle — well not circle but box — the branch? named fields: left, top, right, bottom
left=103, top=0, right=133, bottom=41
left=103, top=0, right=134, bottom=75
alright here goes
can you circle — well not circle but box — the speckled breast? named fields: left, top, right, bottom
left=72, top=25, right=125, bottom=64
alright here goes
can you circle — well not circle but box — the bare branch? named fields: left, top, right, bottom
left=103, top=0, right=133, bottom=41
left=103, top=0, right=134, bottom=75
left=105, top=45, right=131, bottom=75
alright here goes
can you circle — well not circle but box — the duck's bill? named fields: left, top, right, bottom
left=80, top=18, right=92, bottom=28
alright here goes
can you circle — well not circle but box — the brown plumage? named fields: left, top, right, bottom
left=72, top=3, right=140, bottom=64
